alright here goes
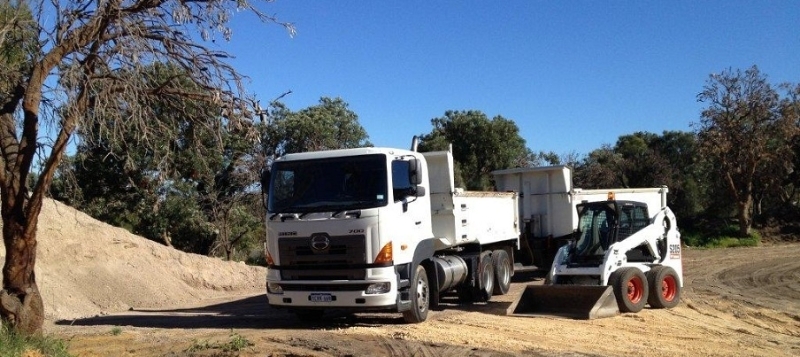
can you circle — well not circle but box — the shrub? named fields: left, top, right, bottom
left=0, top=324, right=73, bottom=357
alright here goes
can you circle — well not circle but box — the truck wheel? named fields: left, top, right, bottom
left=402, top=265, right=429, bottom=323
left=610, top=267, right=649, bottom=313
left=646, top=266, right=681, bottom=309
left=294, top=309, right=324, bottom=322
left=478, top=250, right=494, bottom=301
left=492, top=249, right=512, bottom=295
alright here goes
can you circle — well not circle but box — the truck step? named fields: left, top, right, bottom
left=513, top=263, right=539, bottom=273
left=398, top=279, right=410, bottom=289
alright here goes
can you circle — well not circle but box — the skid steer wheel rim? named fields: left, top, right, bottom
left=661, top=275, right=677, bottom=301
left=627, top=276, right=645, bottom=303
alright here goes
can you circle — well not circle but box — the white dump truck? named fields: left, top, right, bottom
left=264, top=143, right=519, bottom=322
left=263, top=141, right=679, bottom=322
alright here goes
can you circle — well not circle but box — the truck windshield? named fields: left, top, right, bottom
left=268, top=154, right=388, bottom=213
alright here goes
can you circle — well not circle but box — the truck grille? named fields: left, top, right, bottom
left=278, top=235, right=367, bottom=280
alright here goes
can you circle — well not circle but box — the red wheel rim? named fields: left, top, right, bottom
left=627, top=276, right=644, bottom=303
left=661, top=275, right=677, bottom=302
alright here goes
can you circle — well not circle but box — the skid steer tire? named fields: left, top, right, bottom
left=646, top=266, right=681, bottom=309
left=492, top=249, right=512, bottom=295
left=478, top=251, right=494, bottom=302
left=402, top=265, right=430, bottom=323
left=610, top=268, right=649, bottom=313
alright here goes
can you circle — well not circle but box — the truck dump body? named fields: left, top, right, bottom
left=431, top=190, right=519, bottom=250
left=425, top=150, right=519, bottom=250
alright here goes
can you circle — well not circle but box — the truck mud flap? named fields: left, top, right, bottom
left=506, top=285, right=619, bottom=320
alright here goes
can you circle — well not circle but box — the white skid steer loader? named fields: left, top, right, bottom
left=508, top=195, right=683, bottom=319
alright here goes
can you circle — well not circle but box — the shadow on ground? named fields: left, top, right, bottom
left=56, top=271, right=543, bottom=330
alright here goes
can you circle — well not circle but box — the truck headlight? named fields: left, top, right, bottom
left=365, top=282, right=391, bottom=294
left=267, top=282, right=284, bottom=294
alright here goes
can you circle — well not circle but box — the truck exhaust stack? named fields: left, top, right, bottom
left=507, top=285, right=619, bottom=320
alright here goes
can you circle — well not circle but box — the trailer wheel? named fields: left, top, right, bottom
left=402, top=265, right=429, bottom=323
left=610, top=267, right=649, bottom=313
left=492, top=249, right=512, bottom=295
left=646, top=266, right=681, bottom=309
left=478, top=250, right=494, bottom=301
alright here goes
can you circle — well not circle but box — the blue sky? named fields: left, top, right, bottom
left=222, top=1, right=799, bottom=156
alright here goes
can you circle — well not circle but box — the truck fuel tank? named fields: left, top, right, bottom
left=431, top=256, right=468, bottom=292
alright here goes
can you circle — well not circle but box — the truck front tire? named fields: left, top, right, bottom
left=402, top=265, right=430, bottom=323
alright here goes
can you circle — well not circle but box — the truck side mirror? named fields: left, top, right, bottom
left=260, top=169, right=271, bottom=191
left=409, top=158, right=423, bottom=185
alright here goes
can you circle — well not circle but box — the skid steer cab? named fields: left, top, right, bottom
left=509, top=195, right=683, bottom=319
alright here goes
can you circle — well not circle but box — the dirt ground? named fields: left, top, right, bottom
left=3, top=199, right=800, bottom=356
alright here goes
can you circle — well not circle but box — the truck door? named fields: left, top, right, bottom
left=390, top=159, right=428, bottom=261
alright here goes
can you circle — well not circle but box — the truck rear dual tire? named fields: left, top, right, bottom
left=402, top=265, right=430, bottom=323
left=610, top=267, right=649, bottom=313
left=646, top=266, right=681, bottom=308
left=478, top=250, right=494, bottom=301
left=456, top=251, right=497, bottom=303
left=492, top=249, right=512, bottom=295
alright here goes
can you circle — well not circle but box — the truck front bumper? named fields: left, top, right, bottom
left=265, top=266, right=399, bottom=310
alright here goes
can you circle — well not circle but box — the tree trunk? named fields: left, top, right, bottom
left=737, top=199, right=752, bottom=238
left=1, top=213, right=44, bottom=334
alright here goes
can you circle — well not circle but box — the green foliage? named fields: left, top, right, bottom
left=0, top=2, right=37, bottom=104
left=184, top=331, right=254, bottom=354
left=53, top=94, right=370, bottom=259
left=417, top=110, right=530, bottom=190
left=51, top=63, right=249, bottom=256
left=110, top=327, right=122, bottom=336
left=0, top=324, right=73, bottom=357
left=272, top=97, right=371, bottom=155
left=682, top=226, right=761, bottom=248
left=573, top=130, right=705, bottom=226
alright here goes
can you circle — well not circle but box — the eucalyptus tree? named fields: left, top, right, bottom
left=695, top=66, right=797, bottom=236
left=0, top=0, right=292, bottom=334
left=417, top=110, right=530, bottom=190
left=276, top=97, right=371, bottom=155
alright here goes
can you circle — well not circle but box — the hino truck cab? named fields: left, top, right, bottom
left=263, top=148, right=434, bottom=322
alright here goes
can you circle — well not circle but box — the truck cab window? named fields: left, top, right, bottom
left=268, top=154, right=388, bottom=213
left=392, top=160, right=413, bottom=202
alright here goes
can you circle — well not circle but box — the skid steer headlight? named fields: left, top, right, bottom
left=365, top=282, right=391, bottom=294
left=267, top=282, right=284, bottom=294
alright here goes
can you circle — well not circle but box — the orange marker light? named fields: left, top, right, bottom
left=375, top=242, right=393, bottom=264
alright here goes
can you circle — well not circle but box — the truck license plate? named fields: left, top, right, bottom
left=309, top=293, right=333, bottom=302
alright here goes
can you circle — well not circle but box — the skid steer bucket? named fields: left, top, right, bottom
left=507, top=285, right=619, bottom=320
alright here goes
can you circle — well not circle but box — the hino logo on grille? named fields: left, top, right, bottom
left=310, top=234, right=331, bottom=251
